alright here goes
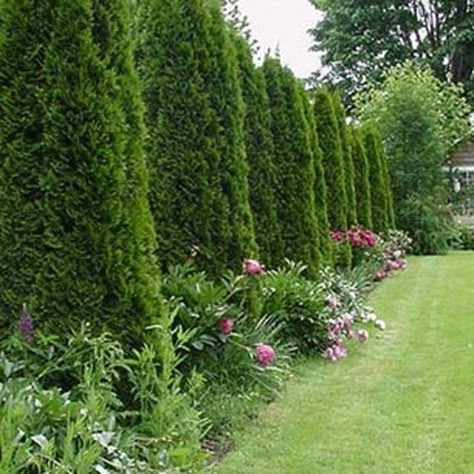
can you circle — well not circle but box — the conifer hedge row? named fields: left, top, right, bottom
left=0, top=0, right=396, bottom=339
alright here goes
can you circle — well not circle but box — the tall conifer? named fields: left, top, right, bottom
left=313, top=88, right=351, bottom=267
left=300, top=87, right=333, bottom=266
left=0, top=0, right=162, bottom=341
left=234, top=35, right=282, bottom=267
left=140, top=0, right=256, bottom=275
left=363, top=124, right=390, bottom=234
left=262, top=58, right=320, bottom=275
left=350, top=127, right=373, bottom=228
left=332, top=92, right=358, bottom=226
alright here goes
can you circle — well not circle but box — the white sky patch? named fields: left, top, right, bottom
left=238, top=0, right=323, bottom=78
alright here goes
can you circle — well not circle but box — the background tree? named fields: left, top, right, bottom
left=349, top=127, right=373, bottom=229
left=332, top=91, right=357, bottom=226
left=262, top=57, right=321, bottom=275
left=234, top=34, right=283, bottom=267
left=357, top=63, right=471, bottom=252
left=313, top=88, right=351, bottom=267
left=309, top=0, right=474, bottom=105
left=0, top=0, right=162, bottom=342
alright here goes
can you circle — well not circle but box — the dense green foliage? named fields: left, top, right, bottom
left=310, top=0, right=474, bottom=105
left=362, top=125, right=391, bottom=235
left=350, top=127, right=372, bottom=229
left=313, top=88, right=351, bottom=267
left=262, top=58, right=321, bottom=275
left=301, top=88, right=333, bottom=266
left=0, top=0, right=162, bottom=341
left=234, top=35, right=282, bottom=267
left=357, top=63, right=471, bottom=253
left=140, top=0, right=256, bottom=275
left=332, top=91, right=357, bottom=226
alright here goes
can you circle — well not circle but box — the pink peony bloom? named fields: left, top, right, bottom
left=218, top=317, right=234, bottom=335
left=357, top=329, right=369, bottom=343
left=374, top=270, right=387, bottom=282
left=333, top=341, right=347, bottom=359
left=325, top=295, right=340, bottom=310
left=243, top=259, right=265, bottom=276
left=255, top=344, right=276, bottom=367
left=330, top=230, right=345, bottom=242
left=375, top=319, right=386, bottom=331
left=324, top=346, right=337, bottom=361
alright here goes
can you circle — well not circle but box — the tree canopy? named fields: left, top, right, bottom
left=310, top=0, right=474, bottom=105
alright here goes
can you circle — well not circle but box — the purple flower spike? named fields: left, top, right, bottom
left=19, top=303, right=34, bottom=343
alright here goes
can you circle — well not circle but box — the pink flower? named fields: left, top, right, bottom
left=374, top=270, right=387, bottom=282
left=325, top=295, right=340, bottom=310
left=330, top=231, right=345, bottom=242
left=357, top=329, right=369, bottom=343
left=342, top=313, right=354, bottom=329
left=333, top=341, right=347, bottom=359
left=324, top=346, right=336, bottom=361
left=243, top=259, right=265, bottom=276
left=255, top=344, right=275, bottom=367
left=218, top=317, right=234, bottom=335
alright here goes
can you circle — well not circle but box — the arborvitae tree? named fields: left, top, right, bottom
left=205, top=2, right=257, bottom=271
left=313, top=88, right=351, bottom=267
left=139, top=0, right=256, bottom=275
left=0, top=0, right=162, bottom=342
left=377, top=138, right=396, bottom=229
left=362, top=124, right=390, bottom=234
left=332, top=91, right=357, bottom=226
left=234, top=34, right=283, bottom=267
left=300, top=87, right=333, bottom=266
left=350, top=127, right=373, bottom=229
left=262, top=57, right=321, bottom=276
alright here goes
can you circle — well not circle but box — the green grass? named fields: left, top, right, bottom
left=214, top=252, right=474, bottom=473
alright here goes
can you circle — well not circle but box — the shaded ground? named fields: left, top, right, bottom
left=214, top=252, right=474, bottom=473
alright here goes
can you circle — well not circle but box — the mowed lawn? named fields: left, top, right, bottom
left=214, top=252, right=474, bottom=474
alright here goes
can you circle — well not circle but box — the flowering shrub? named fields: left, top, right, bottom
left=331, top=227, right=379, bottom=267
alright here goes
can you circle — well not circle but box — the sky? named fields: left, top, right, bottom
left=238, top=0, right=324, bottom=79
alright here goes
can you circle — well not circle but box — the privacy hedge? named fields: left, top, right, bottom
left=313, top=89, right=351, bottom=267
left=262, top=57, right=321, bottom=276
left=0, top=0, right=162, bottom=342
left=140, top=0, right=256, bottom=276
left=350, top=127, right=373, bottom=229
left=234, top=34, right=283, bottom=267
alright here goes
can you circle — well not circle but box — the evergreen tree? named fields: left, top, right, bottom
left=350, top=127, right=373, bottom=229
left=377, top=138, right=396, bottom=229
left=234, top=34, right=282, bottom=267
left=0, top=0, right=162, bottom=342
left=313, top=88, right=351, bottom=267
left=205, top=2, right=257, bottom=271
left=262, top=57, right=321, bottom=276
left=300, top=86, right=333, bottom=266
left=332, top=91, right=357, bottom=226
left=139, top=0, right=256, bottom=275
left=362, top=124, right=390, bottom=234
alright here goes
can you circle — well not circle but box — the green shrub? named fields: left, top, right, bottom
left=397, top=197, right=451, bottom=255
left=261, top=261, right=328, bottom=354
